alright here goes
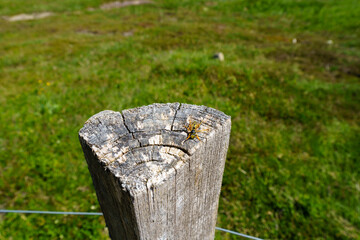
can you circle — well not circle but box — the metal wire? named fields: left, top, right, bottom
left=0, top=209, right=103, bottom=215
left=215, top=227, right=263, bottom=240
left=0, top=209, right=264, bottom=240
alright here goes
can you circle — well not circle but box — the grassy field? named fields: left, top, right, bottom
left=0, top=0, right=359, bottom=239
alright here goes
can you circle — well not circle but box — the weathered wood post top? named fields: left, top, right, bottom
left=79, top=103, right=231, bottom=240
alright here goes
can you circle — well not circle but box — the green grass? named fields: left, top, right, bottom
left=0, top=0, right=359, bottom=239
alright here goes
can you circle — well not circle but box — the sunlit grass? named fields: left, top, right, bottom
left=0, top=0, right=359, bottom=239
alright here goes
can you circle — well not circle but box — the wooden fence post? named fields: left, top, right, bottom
left=79, top=103, right=231, bottom=240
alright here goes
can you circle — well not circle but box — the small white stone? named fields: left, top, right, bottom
left=3, top=12, right=54, bottom=22
left=122, top=31, right=133, bottom=37
left=213, top=52, right=224, bottom=61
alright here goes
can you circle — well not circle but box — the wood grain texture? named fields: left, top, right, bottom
left=79, top=103, right=231, bottom=240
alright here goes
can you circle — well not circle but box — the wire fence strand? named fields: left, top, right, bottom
left=0, top=209, right=103, bottom=215
left=215, top=227, right=263, bottom=240
left=0, top=209, right=264, bottom=240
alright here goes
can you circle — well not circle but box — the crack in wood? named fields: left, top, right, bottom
left=121, top=112, right=132, bottom=133
left=121, top=111, right=142, bottom=147
left=136, top=144, right=190, bottom=157
left=171, top=103, right=181, bottom=131
left=133, top=159, right=163, bottom=167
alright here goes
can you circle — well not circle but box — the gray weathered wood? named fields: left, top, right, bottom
left=79, top=103, right=231, bottom=240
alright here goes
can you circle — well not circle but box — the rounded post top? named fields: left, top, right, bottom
left=79, top=103, right=230, bottom=195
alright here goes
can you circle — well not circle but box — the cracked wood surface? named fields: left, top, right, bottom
left=79, top=103, right=231, bottom=240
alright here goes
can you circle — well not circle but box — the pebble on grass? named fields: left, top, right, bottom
left=213, top=52, right=225, bottom=61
